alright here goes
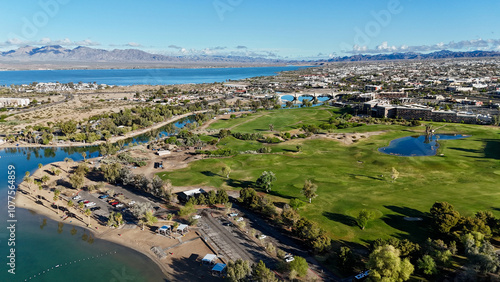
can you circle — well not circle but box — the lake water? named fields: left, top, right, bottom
left=0, top=115, right=197, bottom=281
left=378, top=134, right=469, bottom=156
left=0, top=66, right=302, bottom=86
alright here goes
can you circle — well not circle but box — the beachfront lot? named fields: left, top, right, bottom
left=17, top=160, right=304, bottom=281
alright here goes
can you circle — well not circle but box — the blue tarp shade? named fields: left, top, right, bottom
left=212, top=263, right=226, bottom=272
left=159, top=225, right=170, bottom=230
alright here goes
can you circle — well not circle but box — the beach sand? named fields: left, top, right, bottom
left=15, top=162, right=221, bottom=281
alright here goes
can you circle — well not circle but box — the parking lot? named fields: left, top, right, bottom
left=199, top=209, right=276, bottom=267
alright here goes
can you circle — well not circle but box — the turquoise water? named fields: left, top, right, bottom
left=0, top=115, right=198, bottom=281
left=0, top=147, right=166, bottom=281
left=378, top=134, right=469, bottom=156
left=0, top=66, right=302, bottom=86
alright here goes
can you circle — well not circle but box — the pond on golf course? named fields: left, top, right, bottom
left=378, top=134, right=469, bottom=156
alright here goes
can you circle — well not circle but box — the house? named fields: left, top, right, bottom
left=177, top=188, right=206, bottom=202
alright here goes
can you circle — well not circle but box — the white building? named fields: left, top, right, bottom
left=0, top=98, right=30, bottom=107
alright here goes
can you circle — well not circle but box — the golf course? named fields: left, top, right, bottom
left=158, top=106, right=500, bottom=246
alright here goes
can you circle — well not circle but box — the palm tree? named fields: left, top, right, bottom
left=41, top=175, right=50, bottom=185
left=67, top=200, right=74, bottom=217
left=34, top=180, right=42, bottom=199
left=24, top=172, right=33, bottom=195
left=81, top=152, right=87, bottom=161
left=78, top=201, right=84, bottom=212
left=84, top=209, right=92, bottom=227
left=139, top=211, right=158, bottom=231
left=64, top=157, right=73, bottom=172
left=53, top=194, right=59, bottom=214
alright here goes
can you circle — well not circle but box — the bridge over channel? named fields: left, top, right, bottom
left=274, top=92, right=341, bottom=101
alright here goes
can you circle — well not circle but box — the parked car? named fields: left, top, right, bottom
left=73, top=195, right=81, bottom=200
left=90, top=207, right=101, bottom=211
left=258, top=235, right=267, bottom=240
left=128, top=201, right=136, bottom=206
left=192, top=215, right=202, bottom=219
left=85, top=202, right=96, bottom=208
left=229, top=213, right=239, bottom=217
left=236, top=217, right=244, bottom=222
left=115, top=204, right=124, bottom=208
left=83, top=200, right=90, bottom=204
left=285, top=254, right=294, bottom=263
left=110, top=201, right=119, bottom=206
left=98, top=194, right=109, bottom=199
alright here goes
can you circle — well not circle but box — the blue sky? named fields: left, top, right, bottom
left=1, top=0, right=499, bottom=59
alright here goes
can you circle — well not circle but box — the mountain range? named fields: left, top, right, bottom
left=0, top=45, right=288, bottom=65
left=1, top=46, right=500, bottom=67
left=325, top=50, right=500, bottom=62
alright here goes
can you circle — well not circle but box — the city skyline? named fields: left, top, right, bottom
left=1, top=0, right=499, bottom=59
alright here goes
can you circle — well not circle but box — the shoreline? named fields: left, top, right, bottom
left=14, top=182, right=173, bottom=280
left=0, top=111, right=204, bottom=149
left=14, top=161, right=219, bottom=281
left=0, top=63, right=305, bottom=71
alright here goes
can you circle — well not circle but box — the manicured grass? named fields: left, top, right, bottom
left=160, top=108, right=500, bottom=246
left=208, top=106, right=335, bottom=133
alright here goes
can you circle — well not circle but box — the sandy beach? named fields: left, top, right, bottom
left=15, top=161, right=222, bottom=281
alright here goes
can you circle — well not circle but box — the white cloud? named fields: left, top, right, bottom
left=345, top=38, right=500, bottom=54
left=126, top=42, right=142, bottom=47
left=0, top=37, right=100, bottom=47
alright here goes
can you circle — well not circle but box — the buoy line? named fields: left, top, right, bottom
left=24, top=251, right=118, bottom=281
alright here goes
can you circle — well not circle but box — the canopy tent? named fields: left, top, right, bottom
left=202, top=254, right=217, bottom=264
left=211, top=263, right=226, bottom=272
left=177, top=224, right=189, bottom=234
left=158, top=225, right=171, bottom=236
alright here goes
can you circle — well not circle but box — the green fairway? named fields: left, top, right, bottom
left=159, top=107, right=500, bottom=245
left=207, top=106, right=334, bottom=132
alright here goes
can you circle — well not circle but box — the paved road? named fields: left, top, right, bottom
left=200, top=210, right=276, bottom=267
left=231, top=201, right=339, bottom=282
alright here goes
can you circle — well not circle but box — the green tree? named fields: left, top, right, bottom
left=391, top=167, right=400, bottom=182
left=368, top=245, right=414, bottom=281
left=289, top=256, right=308, bottom=277
left=81, top=152, right=87, bottom=161
left=139, top=210, right=158, bottom=231
left=430, top=201, right=460, bottom=234
left=69, top=173, right=85, bottom=190
left=221, top=165, right=231, bottom=179
left=67, top=200, right=74, bottom=214
left=357, top=209, right=372, bottom=230
left=338, top=246, right=356, bottom=273
left=178, top=203, right=196, bottom=217
left=217, top=188, right=229, bottom=204
left=41, top=174, right=50, bottom=185
left=302, top=179, right=318, bottom=203
left=59, top=120, right=77, bottom=136
left=256, top=171, right=277, bottom=192
left=53, top=190, right=61, bottom=214
left=418, top=255, right=437, bottom=275
left=289, top=198, right=305, bottom=211
left=78, top=201, right=84, bottom=212
left=252, top=260, right=277, bottom=282
left=38, top=163, right=43, bottom=169
left=226, top=259, right=251, bottom=282
left=100, top=162, right=123, bottom=183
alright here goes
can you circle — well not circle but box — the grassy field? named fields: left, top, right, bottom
left=159, top=107, right=500, bottom=246
left=207, top=106, right=334, bottom=132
